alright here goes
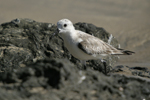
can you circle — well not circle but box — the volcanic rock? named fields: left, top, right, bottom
left=0, top=18, right=119, bottom=73
left=0, top=18, right=150, bottom=100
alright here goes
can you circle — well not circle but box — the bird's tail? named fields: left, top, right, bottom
left=117, top=48, right=135, bottom=55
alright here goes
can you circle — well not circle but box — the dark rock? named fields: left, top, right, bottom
left=111, top=65, right=150, bottom=78
left=128, top=66, right=150, bottom=78
left=1, top=18, right=150, bottom=100
left=0, top=59, right=150, bottom=100
left=111, top=65, right=124, bottom=72
left=129, top=66, right=148, bottom=71
left=0, top=18, right=119, bottom=73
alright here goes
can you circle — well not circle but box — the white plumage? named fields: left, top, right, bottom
left=56, top=19, right=134, bottom=70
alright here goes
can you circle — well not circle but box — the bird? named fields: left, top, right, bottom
left=56, top=19, right=135, bottom=74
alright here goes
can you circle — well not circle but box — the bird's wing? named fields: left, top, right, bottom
left=77, top=31, right=122, bottom=55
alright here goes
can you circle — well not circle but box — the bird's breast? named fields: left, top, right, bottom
left=64, top=37, right=78, bottom=53
left=63, top=38, right=93, bottom=60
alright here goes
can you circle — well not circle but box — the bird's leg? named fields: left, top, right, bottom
left=80, top=60, right=87, bottom=70
left=101, top=59, right=107, bottom=75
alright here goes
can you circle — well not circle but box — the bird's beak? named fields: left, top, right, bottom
left=53, top=28, right=60, bottom=35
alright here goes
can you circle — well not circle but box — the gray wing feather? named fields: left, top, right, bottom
left=77, top=32, right=122, bottom=55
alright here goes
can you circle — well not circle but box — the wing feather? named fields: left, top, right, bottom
left=77, top=31, right=122, bottom=55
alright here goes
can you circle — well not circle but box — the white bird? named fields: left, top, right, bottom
left=56, top=19, right=134, bottom=74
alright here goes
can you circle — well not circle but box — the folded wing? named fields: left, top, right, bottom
left=77, top=32, right=134, bottom=56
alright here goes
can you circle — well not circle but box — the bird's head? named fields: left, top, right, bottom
left=57, top=19, right=75, bottom=34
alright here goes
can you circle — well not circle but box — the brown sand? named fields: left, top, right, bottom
left=0, top=0, right=150, bottom=67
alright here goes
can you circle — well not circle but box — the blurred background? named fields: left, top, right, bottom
left=0, top=0, right=150, bottom=67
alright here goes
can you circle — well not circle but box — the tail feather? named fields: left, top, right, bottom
left=117, top=48, right=135, bottom=55
left=122, top=50, right=135, bottom=55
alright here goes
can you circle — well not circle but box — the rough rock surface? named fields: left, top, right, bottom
left=0, top=18, right=150, bottom=100
left=0, top=18, right=119, bottom=73
left=0, top=59, right=150, bottom=100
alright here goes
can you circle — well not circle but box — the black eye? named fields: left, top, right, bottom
left=64, top=24, right=67, bottom=27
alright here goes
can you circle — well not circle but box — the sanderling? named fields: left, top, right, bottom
left=56, top=19, right=134, bottom=74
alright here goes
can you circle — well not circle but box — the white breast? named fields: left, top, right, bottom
left=63, top=35, right=94, bottom=60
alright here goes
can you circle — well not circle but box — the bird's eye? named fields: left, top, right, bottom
left=64, top=24, right=67, bottom=27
